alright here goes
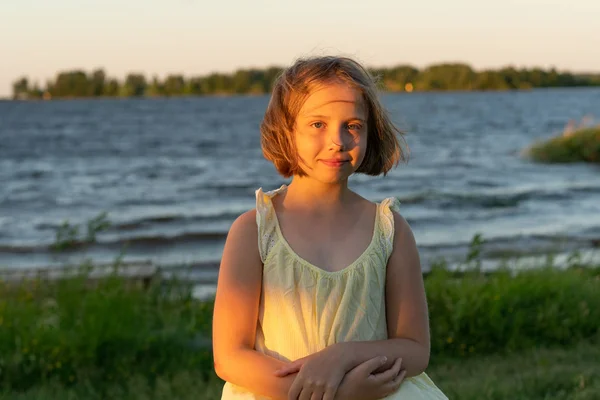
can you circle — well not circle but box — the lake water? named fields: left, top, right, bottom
left=1, top=88, right=600, bottom=280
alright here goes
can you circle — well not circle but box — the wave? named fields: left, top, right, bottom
left=393, top=190, right=531, bottom=208
left=196, top=139, right=220, bottom=150
left=4, top=227, right=598, bottom=257
left=0, top=231, right=228, bottom=254
left=115, top=198, right=182, bottom=207
left=395, top=183, right=600, bottom=209
left=109, top=212, right=240, bottom=231
left=0, top=244, right=47, bottom=253
left=111, top=231, right=228, bottom=245
left=34, top=210, right=243, bottom=233
left=113, top=214, right=183, bottom=230
left=418, top=232, right=594, bottom=252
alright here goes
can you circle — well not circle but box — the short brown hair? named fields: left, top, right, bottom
left=260, top=56, right=408, bottom=178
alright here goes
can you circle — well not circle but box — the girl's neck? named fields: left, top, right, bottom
left=284, top=176, right=354, bottom=211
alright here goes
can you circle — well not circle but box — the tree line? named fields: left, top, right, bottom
left=12, top=63, right=600, bottom=99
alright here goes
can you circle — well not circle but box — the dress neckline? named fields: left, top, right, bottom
left=264, top=185, right=380, bottom=277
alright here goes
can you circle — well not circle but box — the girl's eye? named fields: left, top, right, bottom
left=311, top=122, right=325, bottom=129
left=347, top=123, right=362, bottom=131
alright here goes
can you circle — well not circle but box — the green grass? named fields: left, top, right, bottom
left=527, top=126, right=600, bottom=163
left=432, top=339, right=600, bottom=400
left=427, top=265, right=600, bottom=357
left=0, top=271, right=214, bottom=392
left=2, top=340, right=598, bottom=399
left=0, top=254, right=599, bottom=398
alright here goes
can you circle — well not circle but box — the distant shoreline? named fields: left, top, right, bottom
left=5, top=85, right=600, bottom=102
left=11, top=62, right=600, bottom=100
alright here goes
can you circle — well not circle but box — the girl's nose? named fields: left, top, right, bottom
left=329, top=125, right=347, bottom=149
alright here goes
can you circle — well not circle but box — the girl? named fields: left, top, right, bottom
left=212, top=56, right=448, bottom=400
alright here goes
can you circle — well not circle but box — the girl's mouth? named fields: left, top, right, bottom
left=320, top=160, right=348, bottom=168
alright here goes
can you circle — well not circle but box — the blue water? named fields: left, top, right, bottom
left=1, top=88, right=599, bottom=273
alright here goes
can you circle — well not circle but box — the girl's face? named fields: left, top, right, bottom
left=293, top=81, right=368, bottom=184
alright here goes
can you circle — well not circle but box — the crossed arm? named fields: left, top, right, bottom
left=212, top=210, right=430, bottom=399
left=213, top=210, right=295, bottom=399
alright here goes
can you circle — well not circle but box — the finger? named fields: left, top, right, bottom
left=288, top=376, right=303, bottom=400
left=321, top=389, right=334, bottom=400
left=322, top=382, right=340, bottom=400
left=358, top=356, right=388, bottom=376
left=372, top=357, right=403, bottom=384
left=275, top=362, right=300, bottom=377
left=278, top=356, right=308, bottom=376
left=310, top=387, right=325, bottom=400
left=298, top=388, right=312, bottom=400
left=394, top=369, right=407, bottom=386
left=384, top=369, right=407, bottom=393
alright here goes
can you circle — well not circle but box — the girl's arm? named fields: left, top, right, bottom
left=343, top=211, right=430, bottom=377
left=213, top=210, right=296, bottom=399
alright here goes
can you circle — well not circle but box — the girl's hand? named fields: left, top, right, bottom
left=336, top=356, right=406, bottom=400
left=274, top=345, right=352, bottom=400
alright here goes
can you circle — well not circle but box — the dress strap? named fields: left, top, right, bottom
left=255, top=185, right=286, bottom=263
left=378, top=197, right=401, bottom=259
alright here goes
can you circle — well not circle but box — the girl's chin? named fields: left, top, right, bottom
left=313, top=173, right=352, bottom=185
left=295, top=165, right=356, bottom=184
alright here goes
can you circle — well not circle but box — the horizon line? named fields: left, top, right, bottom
left=10, top=60, right=600, bottom=84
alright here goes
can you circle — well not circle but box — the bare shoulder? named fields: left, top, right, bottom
left=226, top=209, right=258, bottom=248
left=228, top=209, right=258, bottom=240
left=391, top=210, right=415, bottom=244
left=388, top=210, right=420, bottom=268
left=220, top=208, right=261, bottom=272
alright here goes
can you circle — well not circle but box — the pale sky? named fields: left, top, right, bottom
left=1, top=0, right=599, bottom=97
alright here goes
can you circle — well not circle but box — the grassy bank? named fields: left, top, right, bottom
left=3, top=339, right=598, bottom=399
left=432, top=339, right=600, bottom=400
left=1, top=255, right=599, bottom=397
left=527, top=126, right=600, bottom=163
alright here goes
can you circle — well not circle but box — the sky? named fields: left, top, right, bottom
left=1, top=0, right=599, bottom=97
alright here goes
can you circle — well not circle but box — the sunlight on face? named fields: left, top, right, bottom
left=294, top=81, right=368, bottom=183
